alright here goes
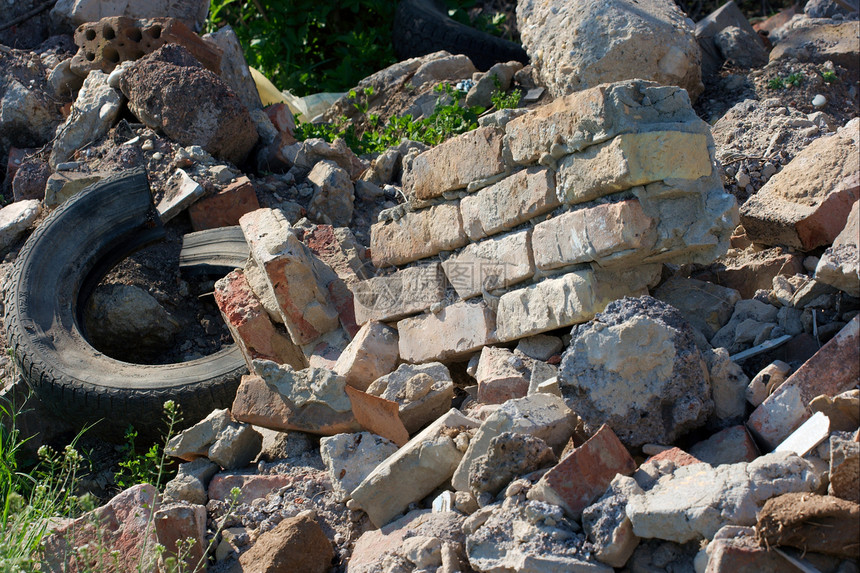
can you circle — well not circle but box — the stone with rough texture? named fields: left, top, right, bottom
left=370, top=202, right=467, bottom=268
left=44, top=171, right=106, bottom=209
left=410, top=53, right=478, bottom=88
left=810, top=389, right=860, bottom=432
left=237, top=513, right=334, bottom=573
left=707, top=347, right=750, bottom=424
left=353, top=263, right=447, bottom=324
left=693, top=246, right=803, bottom=300
left=153, top=502, right=207, bottom=571
left=747, top=315, right=859, bottom=450
left=696, top=1, right=766, bottom=77
left=711, top=299, right=779, bottom=353
left=43, top=484, right=158, bottom=572
left=829, top=432, right=859, bottom=502
left=163, top=458, right=219, bottom=505
left=11, top=156, right=49, bottom=202
left=516, top=334, right=563, bottom=361
left=469, top=432, right=556, bottom=498
left=452, top=393, right=578, bottom=492
left=349, top=510, right=468, bottom=573
left=654, top=277, right=741, bottom=341
left=188, top=176, right=260, bottom=231
left=626, top=452, right=820, bottom=543
left=755, top=493, right=859, bottom=559
left=240, top=208, right=340, bottom=345
left=120, top=44, right=257, bottom=165
left=474, top=346, right=533, bottom=405
left=703, top=525, right=785, bottom=573
left=405, top=126, right=505, bottom=200
left=815, top=199, right=859, bottom=297
left=769, top=21, right=860, bottom=70
left=582, top=475, right=644, bottom=568
left=466, top=497, right=613, bottom=572
left=556, top=131, right=712, bottom=205
left=350, top=409, right=479, bottom=527
left=740, top=121, right=859, bottom=251
left=398, top=300, right=497, bottom=363
left=214, top=270, right=307, bottom=372
left=559, top=296, right=713, bottom=448
left=231, top=375, right=360, bottom=436
left=254, top=360, right=351, bottom=412
left=459, top=166, right=560, bottom=241
left=442, top=229, right=535, bottom=299
left=50, top=70, right=121, bottom=168
left=532, top=199, right=657, bottom=270
left=690, top=426, right=760, bottom=466
left=207, top=423, right=262, bottom=470
left=0, top=55, right=60, bottom=166
left=496, top=265, right=662, bottom=342
left=528, top=425, right=636, bottom=519
left=157, top=168, right=205, bottom=222
left=51, top=0, right=210, bottom=32
left=366, top=362, right=455, bottom=434
left=166, top=408, right=231, bottom=461
left=333, top=321, right=399, bottom=391
left=715, top=26, right=768, bottom=69
left=208, top=473, right=294, bottom=504
left=503, top=80, right=700, bottom=165
left=0, top=199, right=40, bottom=252
left=517, top=0, right=702, bottom=100
left=203, top=24, right=263, bottom=112
left=320, top=432, right=398, bottom=502
left=307, top=160, right=354, bottom=227
left=343, top=386, right=409, bottom=447
left=86, top=284, right=181, bottom=362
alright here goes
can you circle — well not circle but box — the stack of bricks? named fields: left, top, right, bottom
left=357, top=79, right=739, bottom=363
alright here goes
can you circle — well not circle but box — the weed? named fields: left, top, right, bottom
left=822, top=69, right=837, bottom=83
left=348, top=86, right=375, bottom=115
left=767, top=76, right=786, bottom=90
left=786, top=72, right=804, bottom=87
left=490, top=76, right=522, bottom=110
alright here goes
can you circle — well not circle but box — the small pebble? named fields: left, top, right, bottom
left=152, top=152, right=164, bottom=161
left=141, top=139, right=154, bottom=151
left=55, top=161, right=80, bottom=171
left=812, top=94, right=827, bottom=108
left=735, top=172, right=750, bottom=188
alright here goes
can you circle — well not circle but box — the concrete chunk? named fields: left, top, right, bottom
left=370, top=203, right=467, bottom=268
left=350, top=409, right=479, bottom=527
left=333, top=321, right=399, bottom=391
left=815, top=199, right=859, bottom=297
left=398, top=301, right=497, bottom=363
left=366, top=362, right=455, bottom=434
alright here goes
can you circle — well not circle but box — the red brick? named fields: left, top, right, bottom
left=690, top=425, right=760, bottom=465
left=748, top=315, right=860, bottom=450
left=214, top=270, right=306, bottom=370
left=645, top=447, right=701, bottom=467
left=189, top=176, right=260, bottom=231
left=527, top=424, right=635, bottom=518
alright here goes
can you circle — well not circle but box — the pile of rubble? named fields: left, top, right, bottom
left=0, top=0, right=858, bottom=572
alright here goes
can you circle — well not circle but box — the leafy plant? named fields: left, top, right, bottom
left=490, top=76, right=522, bottom=110
left=767, top=76, right=786, bottom=90
left=206, top=0, right=397, bottom=96
left=115, top=402, right=181, bottom=490
left=822, top=69, right=837, bottom=83
left=786, top=72, right=804, bottom=87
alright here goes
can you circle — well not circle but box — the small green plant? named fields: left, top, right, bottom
left=822, top=69, right=837, bottom=83
left=115, top=402, right=181, bottom=491
left=348, top=86, right=375, bottom=115
left=490, top=76, right=522, bottom=110
left=786, top=72, right=804, bottom=87
left=767, top=76, right=786, bottom=90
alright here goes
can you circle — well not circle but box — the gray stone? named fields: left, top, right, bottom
left=452, top=393, right=578, bottom=492
left=253, top=360, right=352, bottom=413
left=707, top=347, right=749, bottom=424
left=320, top=432, right=399, bottom=502
left=466, top=497, right=613, bottom=572
left=715, top=26, right=768, bottom=68
left=710, top=299, right=780, bottom=352
left=516, top=334, right=564, bottom=361
left=410, top=54, right=477, bottom=89
left=164, top=458, right=219, bottom=505
left=156, top=168, right=205, bottom=222
left=85, top=284, right=181, bottom=361
left=0, top=199, right=40, bottom=252
left=626, top=452, right=820, bottom=543
left=207, top=423, right=263, bottom=470
left=44, top=171, right=107, bottom=209
left=166, top=409, right=232, bottom=461
left=695, top=0, right=766, bottom=77
left=366, top=362, right=455, bottom=434
left=559, top=296, right=713, bottom=448
left=465, top=61, right=523, bottom=108
left=517, top=0, right=702, bottom=100
left=582, top=475, right=644, bottom=568
left=829, top=432, right=859, bottom=502
left=50, top=70, right=122, bottom=168
left=469, top=432, right=556, bottom=500
left=653, top=277, right=741, bottom=341
left=307, top=160, right=354, bottom=227
left=51, top=0, right=210, bottom=31
left=203, top=25, right=262, bottom=112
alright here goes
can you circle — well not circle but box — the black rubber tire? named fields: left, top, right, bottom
left=393, top=0, right=529, bottom=71
left=4, top=168, right=247, bottom=440
left=179, top=226, right=249, bottom=276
